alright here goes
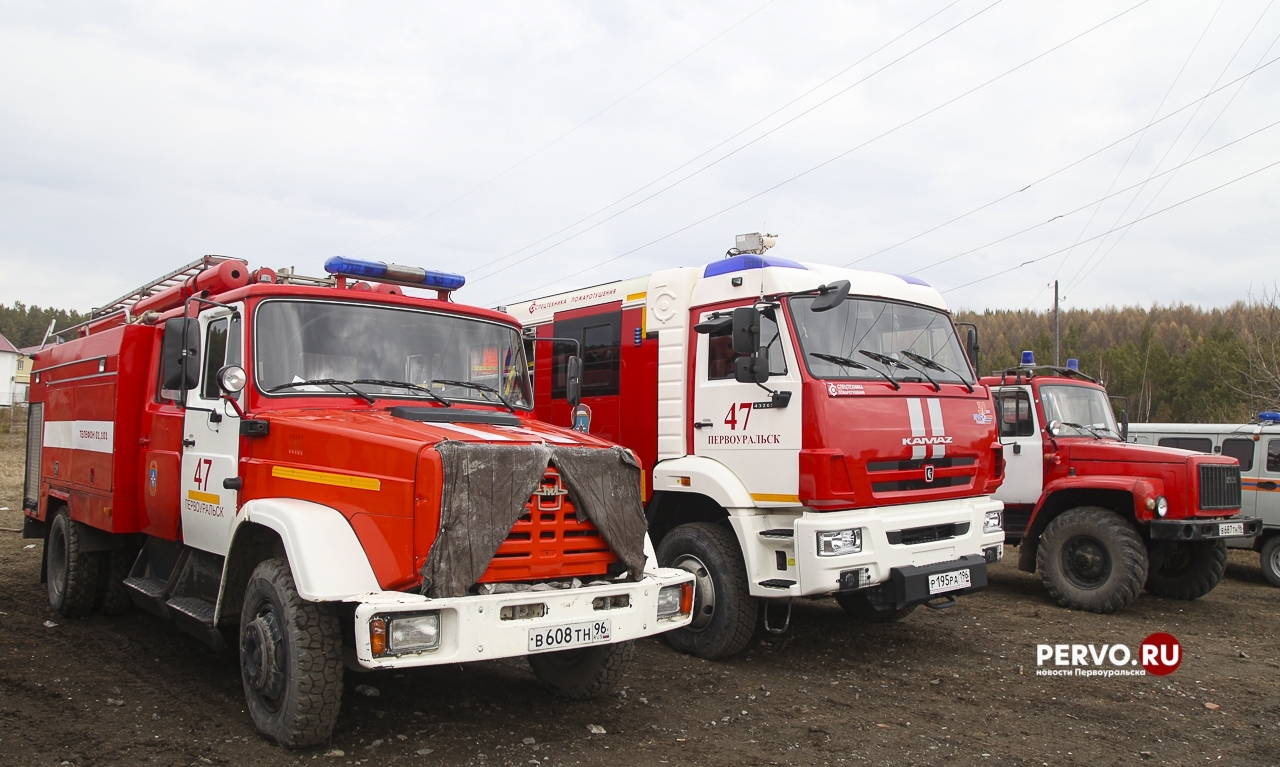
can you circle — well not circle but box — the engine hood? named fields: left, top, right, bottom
left=1062, top=439, right=1195, bottom=465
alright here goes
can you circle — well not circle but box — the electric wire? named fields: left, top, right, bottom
left=938, top=154, right=1280, bottom=295
left=339, top=0, right=780, bottom=256
left=466, top=0, right=1001, bottom=284
left=493, top=0, right=1156, bottom=304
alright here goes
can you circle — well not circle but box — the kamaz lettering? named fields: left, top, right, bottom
left=903, top=436, right=954, bottom=446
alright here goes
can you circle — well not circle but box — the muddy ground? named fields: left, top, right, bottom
left=1, top=430, right=1278, bottom=767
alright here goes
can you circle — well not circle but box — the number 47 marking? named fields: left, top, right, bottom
left=192, top=458, right=213, bottom=491
left=724, top=402, right=753, bottom=431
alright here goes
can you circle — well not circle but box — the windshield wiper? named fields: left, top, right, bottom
left=892, top=354, right=941, bottom=392
left=1059, top=421, right=1105, bottom=440
left=809, top=352, right=900, bottom=390
left=352, top=379, right=452, bottom=408
left=899, top=349, right=974, bottom=393
left=858, top=350, right=911, bottom=389
left=430, top=379, right=517, bottom=414
left=266, top=378, right=375, bottom=405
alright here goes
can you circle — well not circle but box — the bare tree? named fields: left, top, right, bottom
left=1228, top=285, right=1280, bottom=414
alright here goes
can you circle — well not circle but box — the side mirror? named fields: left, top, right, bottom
left=810, top=280, right=850, bottom=312
left=734, top=356, right=768, bottom=384
left=966, top=326, right=980, bottom=373
left=161, top=318, right=200, bottom=392
left=731, top=307, right=760, bottom=355
left=1120, top=409, right=1129, bottom=442
left=565, top=355, right=583, bottom=407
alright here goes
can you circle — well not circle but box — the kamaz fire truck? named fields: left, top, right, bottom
left=985, top=354, right=1261, bottom=613
left=21, top=255, right=694, bottom=747
left=503, top=234, right=1005, bottom=660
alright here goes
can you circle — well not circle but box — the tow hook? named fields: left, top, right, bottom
left=761, top=598, right=792, bottom=634
left=924, top=595, right=958, bottom=611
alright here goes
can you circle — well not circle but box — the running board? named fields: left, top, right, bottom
left=123, top=576, right=170, bottom=619
left=167, top=597, right=225, bottom=649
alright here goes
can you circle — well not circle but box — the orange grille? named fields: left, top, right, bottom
left=477, top=468, right=618, bottom=583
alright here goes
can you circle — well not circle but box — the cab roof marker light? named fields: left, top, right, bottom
left=892, top=273, right=931, bottom=287
left=1020, top=350, right=1035, bottom=367
left=1066, top=358, right=1080, bottom=371
left=703, top=254, right=807, bottom=278
left=324, top=256, right=465, bottom=292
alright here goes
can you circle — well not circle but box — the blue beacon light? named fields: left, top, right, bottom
left=1066, top=358, right=1079, bottom=371
left=1020, top=350, right=1035, bottom=367
left=324, top=256, right=466, bottom=291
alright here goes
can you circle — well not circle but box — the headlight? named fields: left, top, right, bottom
left=656, top=583, right=693, bottom=618
left=216, top=364, right=247, bottom=394
left=984, top=510, right=1003, bottom=533
left=372, top=612, right=440, bottom=655
left=817, top=528, right=862, bottom=557
left=1156, top=496, right=1168, bottom=517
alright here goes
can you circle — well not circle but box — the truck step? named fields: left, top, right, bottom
left=123, top=576, right=170, bottom=618
left=758, top=529, right=794, bottom=539
left=757, top=579, right=797, bottom=589
left=166, top=597, right=225, bottom=650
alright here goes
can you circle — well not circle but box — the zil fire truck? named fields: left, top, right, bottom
left=21, top=255, right=694, bottom=747
left=985, top=354, right=1261, bottom=613
left=503, top=234, right=1006, bottom=660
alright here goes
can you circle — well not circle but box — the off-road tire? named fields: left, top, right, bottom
left=834, top=591, right=918, bottom=623
left=528, top=640, right=635, bottom=699
left=46, top=510, right=102, bottom=618
left=656, top=522, right=757, bottom=660
left=1037, top=507, right=1147, bottom=614
left=1260, top=536, right=1280, bottom=588
left=97, top=547, right=137, bottom=616
left=1145, top=539, right=1227, bottom=600
left=239, top=558, right=343, bottom=748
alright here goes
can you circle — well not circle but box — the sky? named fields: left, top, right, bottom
left=1, top=0, right=1278, bottom=316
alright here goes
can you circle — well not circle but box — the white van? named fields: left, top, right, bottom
left=1128, top=415, right=1280, bottom=586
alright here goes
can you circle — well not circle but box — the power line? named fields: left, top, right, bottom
left=494, top=0, right=1156, bottom=304
left=938, top=154, right=1280, bottom=294
left=338, top=0, right=780, bottom=256
left=466, top=0, right=998, bottom=284
left=836, top=52, right=1280, bottom=271
left=906, top=115, right=1280, bottom=275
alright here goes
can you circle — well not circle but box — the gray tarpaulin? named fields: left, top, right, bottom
left=420, top=442, right=649, bottom=599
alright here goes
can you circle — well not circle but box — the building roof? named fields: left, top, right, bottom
left=0, top=333, right=18, bottom=355
left=18, top=345, right=43, bottom=356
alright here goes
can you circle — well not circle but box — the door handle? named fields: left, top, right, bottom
left=138, top=437, right=150, bottom=447
left=694, top=420, right=713, bottom=430
left=1259, top=481, right=1277, bottom=491
left=182, top=438, right=196, bottom=448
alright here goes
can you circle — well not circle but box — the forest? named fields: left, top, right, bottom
left=3, top=291, right=1277, bottom=424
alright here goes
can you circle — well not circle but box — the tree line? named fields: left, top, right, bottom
left=0, top=302, right=88, bottom=351
left=956, top=289, right=1280, bottom=424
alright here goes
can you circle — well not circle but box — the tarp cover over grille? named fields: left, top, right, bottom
left=420, top=442, right=647, bottom=598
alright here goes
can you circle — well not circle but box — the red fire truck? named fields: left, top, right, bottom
left=503, top=234, right=1005, bottom=659
left=21, top=255, right=694, bottom=747
left=985, top=354, right=1261, bottom=613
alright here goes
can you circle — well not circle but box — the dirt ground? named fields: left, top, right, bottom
left=1, top=430, right=1278, bottom=767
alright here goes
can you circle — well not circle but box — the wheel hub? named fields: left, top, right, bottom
left=47, top=525, right=67, bottom=601
left=672, top=554, right=715, bottom=632
left=241, top=608, right=286, bottom=704
left=1061, top=535, right=1111, bottom=589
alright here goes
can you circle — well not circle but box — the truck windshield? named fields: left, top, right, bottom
left=254, top=300, right=532, bottom=408
left=788, top=295, right=974, bottom=385
left=1039, top=384, right=1119, bottom=438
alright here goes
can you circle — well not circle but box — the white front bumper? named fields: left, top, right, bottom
left=350, top=568, right=695, bottom=669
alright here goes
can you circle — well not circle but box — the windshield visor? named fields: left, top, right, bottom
left=789, top=295, right=974, bottom=385
left=254, top=300, right=532, bottom=408
left=1039, top=384, right=1119, bottom=438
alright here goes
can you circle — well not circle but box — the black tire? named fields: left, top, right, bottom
left=239, top=558, right=343, bottom=748
left=1260, top=536, right=1280, bottom=588
left=1145, top=539, right=1227, bottom=600
left=834, top=591, right=918, bottom=623
left=656, top=522, right=756, bottom=660
left=46, top=510, right=102, bottom=619
left=97, top=547, right=137, bottom=616
left=1036, top=507, right=1147, bottom=614
left=528, top=640, right=634, bottom=699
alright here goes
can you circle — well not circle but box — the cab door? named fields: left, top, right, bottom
left=1257, top=435, right=1280, bottom=533
left=691, top=306, right=802, bottom=503
left=993, top=386, right=1043, bottom=505
left=179, top=305, right=244, bottom=555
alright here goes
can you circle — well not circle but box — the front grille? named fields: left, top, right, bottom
left=1199, top=464, right=1242, bottom=510
left=23, top=403, right=43, bottom=510
left=872, top=475, right=972, bottom=493
left=887, top=522, right=971, bottom=545
left=867, top=456, right=976, bottom=472
left=477, top=468, right=618, bottom=583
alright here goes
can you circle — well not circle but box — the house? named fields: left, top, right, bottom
left=16, top=344, right=39, bottom=405
left=0, top=333, right=19, bottom=406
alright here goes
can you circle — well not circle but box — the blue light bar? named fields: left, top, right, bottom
left=1259, top=411, right=1280, bottom=423
left=324, top=256, right=466, bottom=291
left=704, top=254, right=807, bottom=278
left=1020, top=350, right=1035, bottom=367
left=892, top=273, right=931, bottom=287
left=1066, top=358, right=1079, bottom=371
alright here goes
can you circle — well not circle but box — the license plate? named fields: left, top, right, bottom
left=528, top=619, right=611, bottom=653
left=1218, top=522, right=1245, bottom=537
left=928, top=568, right=971, bottom=595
